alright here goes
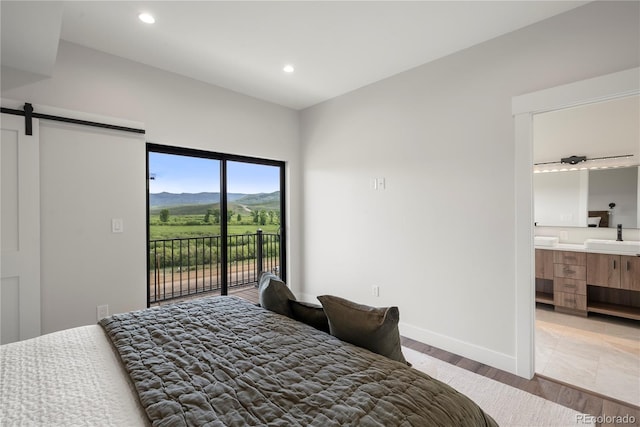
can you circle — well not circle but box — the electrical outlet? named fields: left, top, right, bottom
left=97, top=304, right=109, bottom=320
left=372, top=286, right=380, bottom=297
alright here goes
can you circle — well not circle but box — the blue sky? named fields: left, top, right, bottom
left=149, top=152, right=280, bottom=194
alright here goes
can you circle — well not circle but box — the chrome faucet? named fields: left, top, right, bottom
left=616, top=224, right=623, bottom=241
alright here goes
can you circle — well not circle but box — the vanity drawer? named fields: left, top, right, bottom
left=553, top=251, right=586, bottom=266
left=553, top=278, right=586, bottom=295
left=554, top=264, right=587, bottom=280
left=554, top=291, right=587, bottom=311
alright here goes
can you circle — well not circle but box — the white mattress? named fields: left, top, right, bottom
left=1, top=325, right=148, bottom=426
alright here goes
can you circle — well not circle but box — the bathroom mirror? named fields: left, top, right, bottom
left=533, top=166, right=639, bottom=228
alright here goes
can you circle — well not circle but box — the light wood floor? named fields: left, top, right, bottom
left=229, top=285, right=260, bottom=304
left=536, top=305, right=639, bottom=406
left=183, top=288, right=640, bottom=426
left=402, top=337, right=639, bottom=427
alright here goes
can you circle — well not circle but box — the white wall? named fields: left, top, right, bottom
left=2, top=41, right=301, bottom=334
left=39, top=122, right=147, bottom=333
left=299, top=1, right=639, bottom=373
left=533, top=95, right=640, bottom=164
left=534, top=171, right=588, bottom=227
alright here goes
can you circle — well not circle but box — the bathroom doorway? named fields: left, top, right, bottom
left=513, top=68, right=639, bottom=405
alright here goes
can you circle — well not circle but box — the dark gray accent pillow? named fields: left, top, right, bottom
left=258, top=272, right=296, bottom=318
left=317, top=295, right=408, bottom=364
left=289, top=300, right=330, bottom=333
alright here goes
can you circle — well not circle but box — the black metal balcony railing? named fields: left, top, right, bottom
left=149, top=230, right=280, bottom=304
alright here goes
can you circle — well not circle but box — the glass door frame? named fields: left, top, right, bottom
left=146, top=143, right=286, bottom=306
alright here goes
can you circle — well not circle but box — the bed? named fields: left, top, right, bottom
left=588, top=210, right=610, bottom=227
left=1, top=296, right=497, bottom=426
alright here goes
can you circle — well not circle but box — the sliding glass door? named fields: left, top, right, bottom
left=146, top=145, right=285, bottom=306
left=226, top=161, right=282, bottom=288
left=147, top=151, right=222, bottom=304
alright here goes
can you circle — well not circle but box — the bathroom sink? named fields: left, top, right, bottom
left=534, top=236, right=559, bottom=247
left=584, top=239, right=640, bottom=254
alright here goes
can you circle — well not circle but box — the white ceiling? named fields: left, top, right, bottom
left=0, top=1, right=63, bottom=77
left=2, top=1, right=590, bottom=110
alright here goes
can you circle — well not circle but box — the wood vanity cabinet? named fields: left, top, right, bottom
left=587, top=253, right=640, bottom=291
left=586, top=253, right=621, bottom=288
left=621, top=255, right=640, bottom=291
left=534, top=249, right=555, bottom=305
left=535, top=249, right=554, bottom=280
left=553, top=251, right=586, bottom=267
left=552, top=251, right=587, bottom=313
left=534, top=249, right=639, bottom=320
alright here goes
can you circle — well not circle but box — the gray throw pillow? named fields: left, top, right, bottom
left=258, top=271, right=278, bottom=289
left=258, top=272, right=296, bottom=318
left=289, top=300, right=330, bottom=333
left=317, top=295, right=408, bottom=364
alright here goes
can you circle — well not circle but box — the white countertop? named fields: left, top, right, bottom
left=534, top=242, right=640, bottom=256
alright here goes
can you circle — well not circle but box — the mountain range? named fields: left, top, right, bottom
left=149, top=191, right=279, bottom=208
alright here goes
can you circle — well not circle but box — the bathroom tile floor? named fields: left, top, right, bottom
left=535, top=305, right=640, bottom=406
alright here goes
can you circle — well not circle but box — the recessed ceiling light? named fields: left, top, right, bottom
left=283, top=65, right=295, bottom=73
left=138, top=13, right=155, bottom=24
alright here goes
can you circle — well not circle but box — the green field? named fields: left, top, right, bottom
left=149, top=213, right=280, bottom=240
left=148, top=195, right=282, bottom=294
left=149, top=211, right=281, bottom=271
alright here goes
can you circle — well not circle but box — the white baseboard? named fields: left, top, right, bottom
left=399, top=322, right=518, bottom=375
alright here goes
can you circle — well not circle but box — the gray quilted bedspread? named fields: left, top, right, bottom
left=99, top=296, right=497, bottom=427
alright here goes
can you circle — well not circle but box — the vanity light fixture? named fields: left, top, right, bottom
left=560, top=155, right=586, bottom=165
left=533, top=153, right=636, bottom=173
left=138, top=13, right=155, bottom=24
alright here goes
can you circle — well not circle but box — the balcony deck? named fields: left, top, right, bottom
left=230, top=284, right=260, bottom=304
left=149, top=232, right=279, bottom=305
left=151, top=283, right=259, bottom=307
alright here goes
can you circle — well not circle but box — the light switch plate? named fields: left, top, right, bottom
left=112, top=218, right=124, bottom=233
left=372, top=177, right=386, bottom=190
